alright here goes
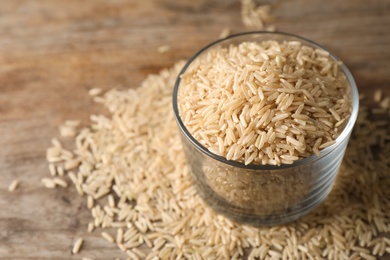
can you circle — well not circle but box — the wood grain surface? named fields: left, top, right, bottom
left=0, top=0, right=389, bottom=259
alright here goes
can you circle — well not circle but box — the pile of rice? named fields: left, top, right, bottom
left=45, top=61, right=390, bottom=259
left=178, top=40, right=351, bottom=165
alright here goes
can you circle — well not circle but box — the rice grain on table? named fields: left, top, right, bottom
left=88, top=88, right=103, bottom=96
left=65, top=120, right=81, bottom=128
left=56, top=165, right=64, bottom=176
left=101, top=232, right=115, bottom=243
left=157, top=45, right=171, bottom=54
left=219, top=28, right=231, bottom=39
left=59, top=125, right=77, bottom=137
left=41, top=178, right=56, bottom=189
left=53, top=177, right=68, bottom=188
left=87, top=195, right=94, bottom=209
left=72, top=238, right=83, bottom=254
left=43, top=61, right=389, bottom=259
left=51, top=138, right=62, bottom=148
left=126, top=249, right=140, bottom=260
left=8, top=179, right=19, bottom=192
left=87, top=222, right=94, bottom=233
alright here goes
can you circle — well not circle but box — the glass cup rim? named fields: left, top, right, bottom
left=172, top=31, right=359, bottom=170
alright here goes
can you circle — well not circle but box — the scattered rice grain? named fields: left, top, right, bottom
left=89, top=88, right=103, bottom=96
left=8, top=179, right=19, bottom=192
left=41, top=178, right=56, bottom=189
left=101, top=232, right=115, bottom=243
left=53, top=178, right=68, bottom=188
left=219, top=28, right=231, bottom=39
left=72, top=238, right=83, bottom=254
left=157, top=45, right=171, bottom=54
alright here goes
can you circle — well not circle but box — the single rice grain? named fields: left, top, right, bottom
left=101, top=232, right=115, bottom=243
left=72, top=238, right=83, bottom=254
left=8, top=179, right=19, bottom=192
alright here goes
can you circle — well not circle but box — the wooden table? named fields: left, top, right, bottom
left=0, top=0, right=389, bottom=259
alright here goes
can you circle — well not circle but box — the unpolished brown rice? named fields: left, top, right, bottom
left=53, top=177, right=68, bottom=188
left=41, top=178, right=56, bottom=189
left=178, top=40, right=352, bottom=165
left=219, top=28, right=231, bottom=39
left=72, top=238, right=83, bottom=254
left=44, top=61, right=389, bottom=259
left=8, top=179, right=19, bottom=192
left=157, top=45, right=171, bottom=54
left=101, top=231, right=115, bottom=243
left=88, top=88, right=103, bottom=97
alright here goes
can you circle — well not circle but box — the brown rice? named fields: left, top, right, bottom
left=44, top=61, right=389, bottom=259
left=8, top=179, right=19, bottom=192
left=178, top=40, right=352, bottom=165
left=72, top=238, right=83, bottom=254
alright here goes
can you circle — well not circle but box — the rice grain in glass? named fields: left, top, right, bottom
left=172, top=31, right=359, bottom=226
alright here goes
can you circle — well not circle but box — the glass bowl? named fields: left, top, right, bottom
left=172, top=31, right=359, bottom=226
